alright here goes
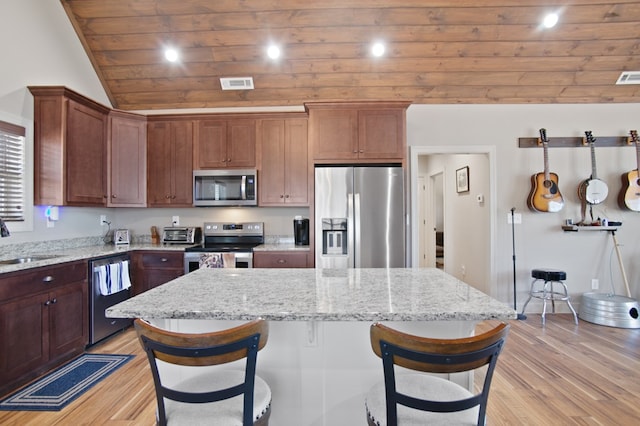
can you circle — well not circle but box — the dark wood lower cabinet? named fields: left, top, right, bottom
left=0, top=261, right=88, bottom=397
left=253, top=251, right=310, bottom=268
left=131, top=251, right=184, bottom=295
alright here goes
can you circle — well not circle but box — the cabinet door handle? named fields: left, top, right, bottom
left=51, top=298, right=57, bottom=304
left=42, top=275, right=54, bottom=283
left=285, top=194, right=290, bottom=198
left=44, top=300, right=51, bottom=306
left=161, top=258, right=168, bottom=262
left=112, top=194, right=117, bottom=199
left=359, top=149, right=364, bottom=153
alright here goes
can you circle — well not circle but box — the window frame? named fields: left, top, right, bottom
left=0, top=112, right=33, bottom=233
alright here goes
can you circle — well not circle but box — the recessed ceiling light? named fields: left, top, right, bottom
left=267, top=45, right=281, bottom=60
left=164, top=48, right=179, bottom=62
left=371, top=42, right=385, bottom=57
left=543, top=13, right=559, bottom=28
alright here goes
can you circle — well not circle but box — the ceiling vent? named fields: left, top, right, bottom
left=616, top=71, right=640, bottom=85
left=220, top=77, right=254, bottom=90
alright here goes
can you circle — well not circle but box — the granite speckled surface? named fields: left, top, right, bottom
left=107, top=268, right=516, bottom=322
left=0, top=235, right=303, bottom=274
left=0, top=242, right=189, bottom=274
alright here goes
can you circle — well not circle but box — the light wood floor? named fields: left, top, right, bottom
left=1, top=314, right=638, bottom=425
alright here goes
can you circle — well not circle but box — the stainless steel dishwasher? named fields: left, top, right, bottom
left=89, top=253, right=133, bottom=345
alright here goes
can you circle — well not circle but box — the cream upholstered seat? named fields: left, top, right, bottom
left=365, top=321, right=509, bottom=426
left=134, top=318, right=271, bottom=426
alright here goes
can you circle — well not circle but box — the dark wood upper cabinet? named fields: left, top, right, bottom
left=29, top=86, right=111, bottom=206
left=147, top=119, right=194, bottom=207
left=108, top=110, right=147, bottom=207
left=307, top=101, right=410, bottom=163
left=195, top=119, right=256, bottom=169
left=258, top=117, right=309, bottom=206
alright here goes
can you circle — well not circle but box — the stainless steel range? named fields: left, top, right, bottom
left=183, top=222, right=264, bottom=273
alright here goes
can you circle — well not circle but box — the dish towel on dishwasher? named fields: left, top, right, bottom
left=96, top=261, right=132, bottom=296
left=199, top=253, right=236, bottom=268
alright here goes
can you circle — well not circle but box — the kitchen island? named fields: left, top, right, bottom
left=108, top=268, right=515, bottom=425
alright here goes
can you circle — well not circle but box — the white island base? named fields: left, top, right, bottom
left=150, top=318, right=477, bottom=426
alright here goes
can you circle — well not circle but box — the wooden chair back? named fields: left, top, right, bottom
left=134, top=318, right=269, bottom=426
left=369, top=321, right=510, bottom=425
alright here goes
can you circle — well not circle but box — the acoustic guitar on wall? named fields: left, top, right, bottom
left=527, top=128, right=565, bottom=213
left=618, top=129, right=640, bottom=212
left=578, top=131, right=608, bottom=205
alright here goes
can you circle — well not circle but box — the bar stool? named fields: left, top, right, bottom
left=521, top=268, right=578, bottom=325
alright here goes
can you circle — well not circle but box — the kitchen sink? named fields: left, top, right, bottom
left=0, top=255, right=63, bottom=265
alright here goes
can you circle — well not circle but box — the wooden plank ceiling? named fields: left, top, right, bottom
left=60, top=0, right=640, bottom=111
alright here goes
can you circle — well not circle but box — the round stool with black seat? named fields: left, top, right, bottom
left=521, top=268, right=578, bottom=325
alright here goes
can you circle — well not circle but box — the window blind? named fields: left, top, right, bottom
left=0, top=120, right=25, bottom=222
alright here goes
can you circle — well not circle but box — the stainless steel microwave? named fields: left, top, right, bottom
left=193, top=169, right=257, bottom=206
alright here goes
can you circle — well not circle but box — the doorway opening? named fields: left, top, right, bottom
left=410, top=146, right=497, bottom=296
left=432, top=171, right=444, bottom=269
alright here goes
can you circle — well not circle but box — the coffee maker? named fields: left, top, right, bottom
left=293, top=216, right=310, bottom=246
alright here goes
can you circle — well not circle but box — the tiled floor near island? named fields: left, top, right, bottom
left=0, top=315, right=638, bottom=425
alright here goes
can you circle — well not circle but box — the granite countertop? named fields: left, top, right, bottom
left=0, top=243, right=189, bottom=274
left=107, top=268, right=517, bottom=322
left=0, top=239, right=306, bottom=274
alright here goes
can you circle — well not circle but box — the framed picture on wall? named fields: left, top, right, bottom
left=456, top=166, right=469, bottom=193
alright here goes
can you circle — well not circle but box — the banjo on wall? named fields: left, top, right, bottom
left=578, top=130, right=608, bottom=205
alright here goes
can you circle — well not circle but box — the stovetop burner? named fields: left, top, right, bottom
left=184, top=222, right=264, bottom=253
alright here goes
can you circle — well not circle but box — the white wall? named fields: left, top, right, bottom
left=407, top=104, right=640, bottom=309
left=0, top=0, right=112, bottom=243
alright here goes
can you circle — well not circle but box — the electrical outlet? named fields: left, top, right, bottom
left=507, top=213, right=522, bottom=224
left=592, top=279, right=599, bottom=290
left=172, top=216, right=180, bottom=226
left=100, top=215, right=107, bottom=225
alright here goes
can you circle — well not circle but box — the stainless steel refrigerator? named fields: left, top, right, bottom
left=315, top=166, right=405, bottom=268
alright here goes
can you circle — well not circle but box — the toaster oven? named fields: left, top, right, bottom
left=162, top=227, right=202, bottom=244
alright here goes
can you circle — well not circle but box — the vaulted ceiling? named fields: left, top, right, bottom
left=60, top=0, right=640, bottom=111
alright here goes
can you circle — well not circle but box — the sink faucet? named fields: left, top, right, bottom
left=0, top=218, right=10, bottom=237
